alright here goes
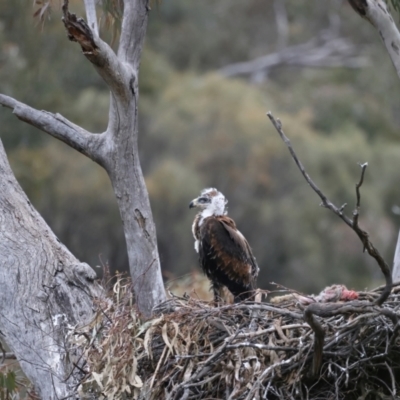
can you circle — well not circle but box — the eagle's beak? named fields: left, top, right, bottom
left=189, top=198, right=198, bottom=209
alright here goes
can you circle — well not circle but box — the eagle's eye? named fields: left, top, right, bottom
left=198, top=197, right=210, bottom=204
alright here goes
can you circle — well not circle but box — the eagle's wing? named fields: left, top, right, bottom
left=219, top=217, right=259, bottom=280
left=199, top=216, right=258, bottom=300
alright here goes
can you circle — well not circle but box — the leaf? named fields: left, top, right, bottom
left=162, top=323, right=173, bottom=355
left=129, top=356, right=138, bottom=384
left=143, top=315, right=164, bottom=359
left=136, top=315, right=163, bottom=338
left=131, top=375, right=143, bottom=388
left=1, top=371, right=16, bottom=392
left=92, top=371, right=104, bottom=390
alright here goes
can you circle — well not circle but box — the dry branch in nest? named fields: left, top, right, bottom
left=71, top=279, right=400, bottom=399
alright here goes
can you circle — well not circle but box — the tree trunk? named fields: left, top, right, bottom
left=0, top=0, right=166, bottom=318
left=0, top=0, right=166, bottom=394
left=347, top=0, right=400, bottom=282
left=0, top=139, right=102, bottom=399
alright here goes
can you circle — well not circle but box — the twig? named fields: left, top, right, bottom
left=267, top=111, right=394, bottom=375
left=267, top=111, right=392, bottom=307
left=169, top=330, right=241, bottom=400
left=304, top=306, right=325, bottom=376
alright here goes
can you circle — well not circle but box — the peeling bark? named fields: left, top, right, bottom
left=0, top=139, right=102, bottom=399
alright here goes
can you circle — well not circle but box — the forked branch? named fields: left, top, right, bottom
left=267, top=111, right=392, bottom=306
left=267, top=111, right=393, bottom=375
left=62, top=0, right=134, bottom=104
left=0, top=94, right=101, bottom=161
left=83, top=0, right=98, bottom=35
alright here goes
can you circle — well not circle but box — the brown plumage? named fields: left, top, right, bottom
left=190, top=188, right=259, bottom=302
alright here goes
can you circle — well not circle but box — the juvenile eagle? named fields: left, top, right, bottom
left=189, top=188, right=259, bottom=302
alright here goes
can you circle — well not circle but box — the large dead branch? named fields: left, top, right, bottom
left=83, top=0, right=98, bottom=35
left=62, top=1, right=134, bottom=106
left=219, top=31, right=368, bottom=82
left=348, top=0, right=400, bottom=79
left=0, top=94, right=102, bottom=162
left=273, top=0, right=289, bottom=50
left=267, top=112, right=392, bottom=306
left=392, top=229, right=400, bottom=281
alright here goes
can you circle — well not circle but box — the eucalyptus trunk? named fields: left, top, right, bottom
left=0, top=0, right=166, bottom=397
left=0, top=0, right=166, bottom=318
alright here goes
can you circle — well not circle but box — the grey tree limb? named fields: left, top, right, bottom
left=0, top=0, right=166, bottom=319
left=83, top=0, right=98, bottom=35
left=267, top=112, right=392, bottom=306
left=348, top=0, right=400, bottom=79
left=0, top=139, right=102, bottom=399
left=62, top=2, right=133, bottom=105
left=1, top=353, right=16, bottom=361
left=267, top=111, right=393, bottom=375
left=0, top=94, right=103, bottom=162
left=273, top=0, right=289, bottom=50
left=392, top=229, right=400, bottom=281
left=118, top=0, right=150, bottom=68
left=219, top=31, right=368, bottom=82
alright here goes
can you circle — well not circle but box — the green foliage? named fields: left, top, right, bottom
left=387, top=0, right=400, bottom=14
left=9, top=141, right=127, bottom=273
left=0, top=370, right=16, bottom=400
left=140, top=69, right=400, bottom=292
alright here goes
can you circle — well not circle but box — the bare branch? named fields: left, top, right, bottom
left=267, top=111, right=395, bottom=375
left=0, top=94, right=103, bottom=162
left=348, top=0, right=400, bottom=80
left=83, top=0, right=98, bottom=36
left=273, top=0, right=289, bottom=50
left=392, top=229, right=400, bottom=281
left=60, top=0, right=166, bottom=317
left=118, top=0, right=150, bottom=69
left=352, top=162, right=368, bottom=229
left=62, top=0, right=134, bottom=103
left=267, top=111, right=392, bottom=306
left=219, top=32, right=368, bottom=82
left=0, top=353, right=16, bottom=363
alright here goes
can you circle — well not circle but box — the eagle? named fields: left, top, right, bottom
left=189, top=188, right=259, bottom=303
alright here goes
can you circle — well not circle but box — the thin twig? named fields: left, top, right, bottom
left=267, top=112, right=392, bottom=307
left=267, top=111, right=393, bottom=376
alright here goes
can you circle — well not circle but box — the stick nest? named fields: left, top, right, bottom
left=72, top=279, right=400, bottom=400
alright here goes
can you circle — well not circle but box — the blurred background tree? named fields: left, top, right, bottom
left=1, top=0, right=400, bottom=298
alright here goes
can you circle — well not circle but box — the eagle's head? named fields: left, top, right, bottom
left=189, top=188, right=228, bottom=216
